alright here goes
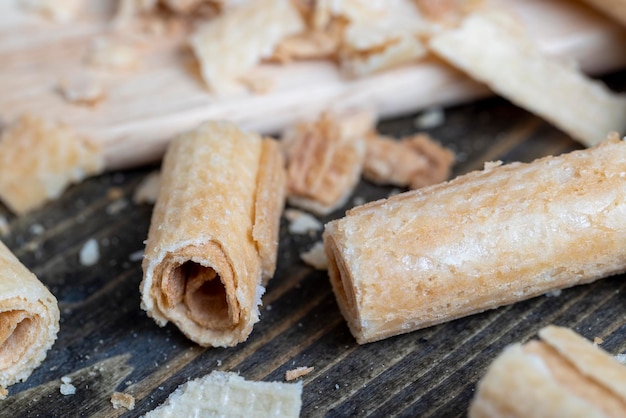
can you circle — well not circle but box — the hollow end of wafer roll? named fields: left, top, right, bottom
left=323, top=233, right=363, bottom=342
left=0, top=310, right=37, bottom=370
left=0, top=297, right=59, bottom=389
left=147, top=242, right=250, bottom=346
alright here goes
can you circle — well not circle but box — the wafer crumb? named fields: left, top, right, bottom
left=0, top=387, right=8, bottom=400
left=285, top=209, right=322, bottom=234
left=60, top=376, right=76, bottom=395
left=285, top=366, right=314, bottom=381
left=133, top=171, right=161, bottom=205
left=414, top=108, right=445, bottom=129
left=111, top=391, right=136, bottom=410
left=58, top=75, right=105, bottom=107
left=300, top=241, right=327, bottom=270
left=593, top=337, right=604, bottom=346
left=79, top=238, right=100, bottom=266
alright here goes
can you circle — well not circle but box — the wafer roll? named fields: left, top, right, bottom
left=324, top=136, right=626, bottom=344
left=140, top=121, right=286, bottom=347
left=0, top=241, right=59, bottom=391
left=469, top=326, right=626, bottom=418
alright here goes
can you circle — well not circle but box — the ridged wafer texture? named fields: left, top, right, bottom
left=429, top=11, right=626, bottom=147
left=324, top=136, right=626, bottom=344
left=140, top=121, right=286, bottom=347
left=143, top=371, right=302, bottom=418
left=0, top=241, right=60, bottom=391
left=469, top=326, right=626, bottom=418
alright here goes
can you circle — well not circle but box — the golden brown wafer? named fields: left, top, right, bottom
left=324, top=135, right=626, bottom=344
left=0, top=241, right=59, bottom=392
left=140, top=121, right=286, bottom=347
left=469, top=326, right=626, bottom=418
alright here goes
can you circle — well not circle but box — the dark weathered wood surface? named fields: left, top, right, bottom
left=1, top=71, right=626, bottom=418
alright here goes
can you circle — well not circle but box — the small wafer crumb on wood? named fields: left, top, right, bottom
left=143, top=371, right=302, bottom=418
left=300, top=241, right=327, bottom=270
left=285, top=209, right=322, bottom=234
left=0, top=115, right=104, bottom=215
left=133, top=171, right=161, bottom=205
left=0, top=387, right=7, bottom=400
left=469, top=326, right=626, bottom=418
left=111, top=391, right=136, bottom=410
left=285, top=366, right=314, bottom=381
left=363, top=133, right=455, bottom=189
left=282, top=110, right=374, bottom=215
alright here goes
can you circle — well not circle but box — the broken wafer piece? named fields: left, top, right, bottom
left=189, top=0, right=304, bottom=94
left=429, top=11, right=626, bottom=147
left=579, top=0, right=626, bottom=28
left=337, top=0, right=430, bottom=77
left=0, top=240, right=60, bottom=393
left=0, top=115, right=104, bottom=215
left=324, top=135, right=626, bottom=344
left=143, top=371, right=302, bottom=418
left=140, top=121, right=286, bottom=347
left=282, top=110, right=373, bottom=215
left=469, top=326, right=626, bottom=418
left=363, top=133, right=455, bottom=189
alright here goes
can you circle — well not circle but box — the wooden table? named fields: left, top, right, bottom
left=1, top=70, right=625, bottom=417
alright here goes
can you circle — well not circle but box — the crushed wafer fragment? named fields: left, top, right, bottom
left=133, top=171, right=161, bottom=205
left=333, top=0, right=431, bottom=77
left=594, top=337, right=604, bottom=346
left=429, top=11, right=626, bottom=147
left=285, top=209, right=322, bottom=234
left=363, top=133, right=454, bottom=189
left=414, top=107, right=445, bottom=129
left=143, top=371, right=302, bottom=418
left=58, top=75, right=105, bottom=107
left=189, top=0, right=304, bottom=94
left=0, top=387, right=7, bottom=400
left=271, top=30, right=339, bottom=62
left=285, top=366, right=314, bottom=381
left=0, top=115, right=104, bottom=214
left=300, top=241, right=327, bottom=270
left=79, top=239, right=100, bottom=267
left=111, top=391, right=136, bottom=410
left=283, top=110, right=373, bottom=215
left=60, top=376, right=76, bottom=396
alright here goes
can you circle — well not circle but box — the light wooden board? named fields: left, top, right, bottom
left=1, top=0, right=625, bottom=169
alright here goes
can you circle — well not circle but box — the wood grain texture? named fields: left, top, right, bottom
left=0, top=70, right=625, bottom=417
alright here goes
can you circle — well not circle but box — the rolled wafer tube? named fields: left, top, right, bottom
left=469, top=326, right=626, bottom=418
left=0, top=241, right=60, bottom=392
left=140, top=121, right=286, bottom=347
left=324, top=135, right=626, bottom=344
